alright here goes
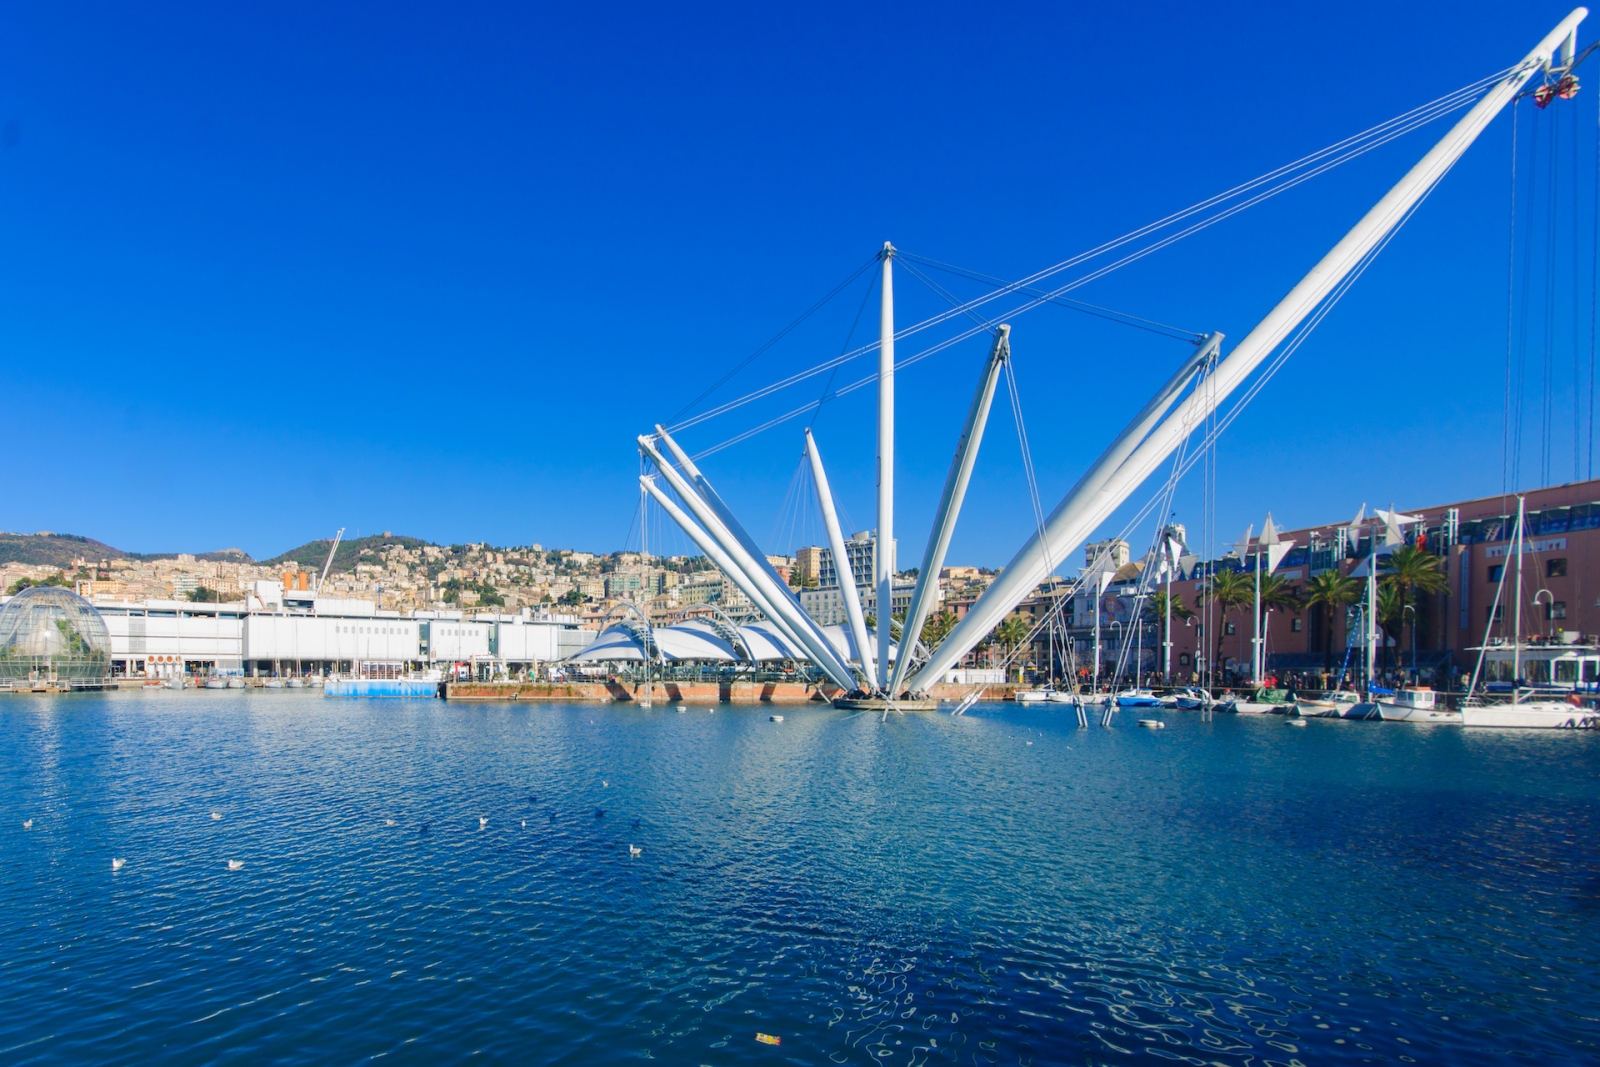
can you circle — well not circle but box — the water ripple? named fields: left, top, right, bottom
left=1, top=694, right=1597, bottom=1063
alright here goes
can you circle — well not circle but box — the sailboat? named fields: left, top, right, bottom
left=1462, top=497, right=1600, bottom=729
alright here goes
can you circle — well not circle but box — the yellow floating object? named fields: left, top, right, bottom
left=755, top=1032, right=781, bottom=1046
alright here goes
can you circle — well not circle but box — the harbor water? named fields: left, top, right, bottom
left=2, top=693, right=1598, bottom=1064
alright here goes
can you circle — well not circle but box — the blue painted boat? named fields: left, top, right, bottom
left=324, top=679, right=441, bottom=699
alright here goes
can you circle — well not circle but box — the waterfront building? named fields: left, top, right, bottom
left=19, top=581, right=594, bottom=680
left=1057, top=479, right=1600, bottom=687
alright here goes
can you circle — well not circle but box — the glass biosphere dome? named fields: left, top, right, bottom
left=0, top=585, right=112, bottom=685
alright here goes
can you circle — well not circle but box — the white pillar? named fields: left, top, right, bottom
left=876, top=242, right=895, bottom=691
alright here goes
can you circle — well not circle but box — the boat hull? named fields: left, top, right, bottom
left=1461, top=703, right=1599, bottom=729
left=1377, top=702, right=1462, bottom=724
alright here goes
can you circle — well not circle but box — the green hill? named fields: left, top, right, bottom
left=0, top=531, right=127, bottom=569
left=263, top=534, right=435, bottom=576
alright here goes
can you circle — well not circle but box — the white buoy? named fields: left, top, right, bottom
left=112, top=858, right=126, bottom=871
left=226, top=860, right=244, bottom=871
left=628, top=844, right=642, bottom=857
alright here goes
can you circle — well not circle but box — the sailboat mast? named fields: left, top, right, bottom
left=1365, top=528, right=1378, bottom=699
left=876, top=242, right=895, bottom=694
left=1164, top=564, right=1172, bottom=679
left=1253, top=546, right=1263, bottom=685
left=1513, top=495, right=1526, bottom=698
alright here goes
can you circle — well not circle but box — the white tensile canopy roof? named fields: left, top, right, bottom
left=565, top=619, right=900, bottom=667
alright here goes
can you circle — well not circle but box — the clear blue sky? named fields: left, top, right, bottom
left=0, top=2, right=1592, bottom=565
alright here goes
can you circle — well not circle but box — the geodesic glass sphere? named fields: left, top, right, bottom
left=0, top=585, right=112, bottom=684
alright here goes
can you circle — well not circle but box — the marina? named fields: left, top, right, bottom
left=3, top=690, right=1598, bottom=1063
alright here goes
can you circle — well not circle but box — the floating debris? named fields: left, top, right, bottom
left=756, top=1032, right=781, bottom=1046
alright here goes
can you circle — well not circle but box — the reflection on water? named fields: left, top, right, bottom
left=1, top=692, right=1597, bottom=1064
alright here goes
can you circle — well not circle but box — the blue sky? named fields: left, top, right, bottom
left=0, top=2, right=1593, bottom=566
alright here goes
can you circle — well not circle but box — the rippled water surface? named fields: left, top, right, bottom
left=3, top=692, right=1599, bottom=1065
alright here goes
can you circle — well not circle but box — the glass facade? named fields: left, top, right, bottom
left=0, top=586, right=113, bottom=685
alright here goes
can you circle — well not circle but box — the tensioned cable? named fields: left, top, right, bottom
left=666, top=254, right=878, bottom=425
left=1504, top=101, right=1521, bottom=493
left=995, top=152, right=1458, bottom=669
left=900, top=250, right=1203, bottom=342
left=665, top=68, right=1513, bottom=440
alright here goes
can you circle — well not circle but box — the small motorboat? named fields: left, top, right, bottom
left=1137, top=718, right=1166, bottom=729
left=1014, top=689, right=1052, bottom=704
left=769, top=714, right=784, bottom=722
left=1295, top=691, right=1359, bottom=717
left=286, top=678, right=305, bottom=689
left=1046, top=690, right=1077, bottom=703
left=1228, top=687, right=1297, bottom=715
left=1377, top=687, right=1461, bottom=724
left=263, top=679, right=286, bottom=689
left=1164, top=687, right=1210, bottom=710
left=226, top=678, right=245, bottom=689
left=203, top=677, right=228, bottom=690
left=1110, top=688, right=1165, bottom=708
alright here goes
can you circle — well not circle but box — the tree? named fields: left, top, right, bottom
left=917, top=610, right=957, bottom=651
left=6, top=573, right=68, bottom=595
left=1304, top=570, right=1360, bottom=673
left=992, top=615, right=1030, bottom=681
left=561, top=589, right=584, bottom=607
left=187, top=586, right=222, bottom=603
left=1202, top=568, right=1253, bottom=673
left=1380, top=544, right=1447, bottom=675
left=1375, top=581, right=1404, bottom=673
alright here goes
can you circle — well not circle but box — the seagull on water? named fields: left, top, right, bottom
left=112, top=858, right=126, bottom=871
left=479, top=817, right=488, bottom=830
left=22, top=819, right=32, bottom=830
left=227, top=860, right=244, bottom=871
left=211, top=812, right=223, bottom=821
left=628, top=845, right=642, bottom=857
left=386, top=818, right=396, bottom=826
left=602, top=780, right=609, bottom=787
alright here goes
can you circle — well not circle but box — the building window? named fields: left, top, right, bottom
left=1548, top=601, right=1568, bottom=620
left=1488, top=565, right=1504, bottom=582
left=1290, top=618, right=1302, bottom=632
left=1547, top=558, right=1568, bottom=578
left=1225, top=622, right=1236, bottom=635
left=1179, top=653, right=1191, bottom=665
left=1487, top=605, right=1504, bottom=622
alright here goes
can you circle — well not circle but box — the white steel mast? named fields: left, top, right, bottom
left=876, top=242, right=895, bottom=692
left=805, top=429, right=875, bottom=684
left=905, top=8, right=1588, bottom=695
left=886, top=325, right=1009, bottom=697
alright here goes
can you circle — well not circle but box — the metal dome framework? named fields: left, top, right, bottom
left=0, top=586, right=113, bottom=687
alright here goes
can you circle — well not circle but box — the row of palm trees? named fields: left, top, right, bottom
left=1145, top=544, right=1448, bottom=676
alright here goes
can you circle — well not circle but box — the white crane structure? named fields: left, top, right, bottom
left=633, top=9, right=1588, bottom=705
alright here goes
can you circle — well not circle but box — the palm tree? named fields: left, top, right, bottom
left=993, top=615, right=1031, bottom=681
left=1202, top=568, right=1253, bottom=677
left=1144, top=591, right=1193, bottom=680
left=1375, top=581, right=1404, bottom=674
left=917, top=610, right=957, bottom=652
left=1304, top=570, right=1360, bottom=674
left=1380, top=544, right=1447, bottom=677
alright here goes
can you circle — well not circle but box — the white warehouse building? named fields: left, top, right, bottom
left=79, top=585, right=592, bottom=679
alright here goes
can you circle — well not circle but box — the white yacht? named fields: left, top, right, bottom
left=1461, top=700, right=1598, bottom=729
